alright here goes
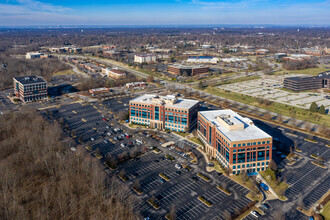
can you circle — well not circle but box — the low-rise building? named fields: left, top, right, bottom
left=186, top=56, right=219, bottom=64
left=89, top=87, right=109, bottom=95
left=198, top=110, right=272, bottom=174
left=274, top=53, right=287, bottom=60
left=221, top=57, right=247, bottom=63
left=134, top=54, right=157, bottom=63
left=129, top=94, right=200, bottom=132
left=255, top=49, right=269, bottom=55
left=284, top=72, right=330, bottom=91
left=167, top=64, right=209, bottom=77
left=101, top=67, right=126, bottom=79
left=26, top=52, right=49, bottom=59
left=126, top=81, right=147, bottom=88
left=13, top=76, right=47, bottom=102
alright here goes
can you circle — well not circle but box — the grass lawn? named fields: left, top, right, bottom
left=172, top=131, right=189, bottom=137
left=53, top=69, right=75, bottom=76
left=273, top=67, right=328, bottom=76
left=259, top=170, right=289, bottom=200
left=202, top=86, right=330, bottom=127
left=321, top=200, right=330, bottom=220
left=128, top=123, right=147, bottom=129
left=188, top=137, right=204, bottom=146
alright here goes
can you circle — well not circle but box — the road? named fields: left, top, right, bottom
left=66, top=62, right=90, bottom=78
left=58, top=54, right=322, bottom=131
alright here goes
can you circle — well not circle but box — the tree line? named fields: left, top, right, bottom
left=0, top=55, right=70, bottom=90
left=0, top=111, right=140, bottom=219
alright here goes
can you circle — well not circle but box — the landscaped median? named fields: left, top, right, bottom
left=94, top=153, right=103, bottom=159
left=305, top=138, right=318, bottom=143
left=131, top=186, right=143, bottom=195
left=198, top=196, right=212, bottom=207
left=118, top=173, right=128, bottom=182
left=217, top=185, right=231, bottom=195
left=153, top=147, right=161, bottom=154
left=165, top=154, right=175, bottom=161
left=104, top=161, right=117, bottom=170
left=147, top=198, right=160, bottom=210
left=311, top=161, right=327, bottom=169
left=181, top=163, right=191, bottom=171
left=197, top=173, right=210, bottom=182
left=159, top=173, right=170, bottom=181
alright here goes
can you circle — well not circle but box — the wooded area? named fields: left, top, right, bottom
left=0, top=111, right=139, bottom=219
left=0, top=56, right=70, bottom=90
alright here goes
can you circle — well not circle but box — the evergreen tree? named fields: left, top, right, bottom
left=309, top=102, right=318, bottom=112
left=318, top=105, right=326, bottom=114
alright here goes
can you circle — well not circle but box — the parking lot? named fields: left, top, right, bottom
left=219, top=75, right=330, bottom=112
left=41, top=99, right=256, bottom=220
left=39, top=95, right=330, bottom=220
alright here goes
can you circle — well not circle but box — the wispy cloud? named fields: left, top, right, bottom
left=15, top=0, right=72, bottom=12
left=0, top=0, right=80, bottom=25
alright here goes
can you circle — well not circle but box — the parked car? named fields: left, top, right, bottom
left=120, top=143, right=126, bottom=148
left=281, top=154, right=286, bottom=158
left=250, top=210, right=260, bottom=218
left=158, top=178, right=165, bottom=183
left=91, top=137, right=95, bottom=141
left=261, top=203, right=270, bottom=210
left=208, top=162, right=214, bottom=167
left=175, top=164, right=182, bottom=169
left=104, top=140, right=108, bottom=144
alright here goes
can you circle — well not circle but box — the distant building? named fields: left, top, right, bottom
left=129, top=94, right=200, bottom=132
left=134, top=54, right=156, bottom=63
left=274, top=53, right=287, bottom=60
left=255, top=49, right=269, bottom=55
left=198, top=110, right=272, bottom=174
left=290, top=54, right=312, bottom=59
left=167, top=64, right=209, bottom=77
left=101, top=67, right=126, bottom=79
left=49, top=47, right=81, bottom=53
left=89, top=87, right=109, bottom=95
left=186, top=56, right=219, bottom=64
left=283, top=72, right=330, bottom=91
left=201, top=44, right=213, bottom=49
left=221, top=57, right=247, bottom=63
left=103, top=50, right=122, bottom=58
left=13, top=76, right=47, bottom=102
left=25, top=52, right=49, bottom=59
left=126, top=81, right=147, bottom=89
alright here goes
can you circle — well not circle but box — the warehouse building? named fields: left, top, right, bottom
left=198, top=110, right=272, bottom=174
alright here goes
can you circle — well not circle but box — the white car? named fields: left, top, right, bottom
left=120, top=143, right=126, bottom=148
left=91, top=137, right=95, bottom=141
left=250, top=210, right=259, bottom=218
left=175, top=164, right=182, bottom=169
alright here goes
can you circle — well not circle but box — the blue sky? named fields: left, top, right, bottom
left=0, top=0, right=329, bottom=26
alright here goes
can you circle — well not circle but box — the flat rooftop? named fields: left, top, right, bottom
left=14, top=76, right=46, bottom=85
left=199, top=109, right=272, bottom=142
left=130, top=94, right=199, bottom=109
left=168, top=64, right=208, bottom=69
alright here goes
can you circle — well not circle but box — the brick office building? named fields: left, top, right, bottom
left=198, top=110, right=272, bottom=174
left=167, top=64, right=209, bottom=77
left=129, top=94, right=200, bottom=132
left=13, top=76, right=47, bottom=102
